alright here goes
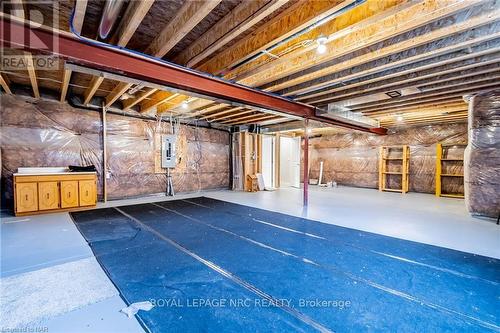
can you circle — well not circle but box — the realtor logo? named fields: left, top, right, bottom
left=0, top=0, right=60, bottom=70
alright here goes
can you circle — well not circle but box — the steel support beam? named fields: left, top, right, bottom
left=303, top=119, right=309, bottom=207
left=0, top=15, right=386, bottom=134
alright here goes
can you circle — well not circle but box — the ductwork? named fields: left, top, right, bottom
left=98, top=0, right=126, bottom=40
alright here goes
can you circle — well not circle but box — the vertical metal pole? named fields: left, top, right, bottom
left=303, top=119, right=309, bottom=207
left=102, top=103, right=107, bottom=203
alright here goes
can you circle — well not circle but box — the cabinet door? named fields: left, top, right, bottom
left=60, top=181, right=79, bottom=208
left=79, top=180, right=96, bottom=206
left=15, top=182, right=38, bottom=213
left=38, top=182, right=60, bottom=210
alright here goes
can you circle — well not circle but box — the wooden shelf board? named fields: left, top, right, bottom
left=383, top=158, right=403, bottom=160
left=441, top=174, right=464, bottom=177
left=383, top=172, right=403, bottom=175
left=441, top=159, right=464, bottom=161
left=440, top=194, right=465, bottom=198
left=382, top=188, right=403, bottom=192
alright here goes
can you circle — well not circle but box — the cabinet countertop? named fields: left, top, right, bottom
left=14, top=172, right=97, bottom=176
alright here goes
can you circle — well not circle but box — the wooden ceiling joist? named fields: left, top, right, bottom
left=349, top=81, right=500, bottom=111
left=105, top=1, right=155, bottom=106
left=72, top=0, right=88, bottom=33
left=267, top=7, right=500, bottom=94
left=83, top=75, right=104, bottom=105
left=317, top=66, right=500, bottom=106
left=355, top=97, right=467, bottom=114
left=122, top=88, right=157, bottom=110
left=196, top=0, right=353, bottom=75
left=140, top=91, right=180, bottom=113
left=105, top=82, right=133, bottom=107
left=175, top=0, right=289, bottom=67
left=292, top=35, right=500, bottom=100
left=233, top=0, right=405, bottom=82
left=368, top=103, right=468, bottom=117
left=62, top=0, right=86, bottom=103
left=146, top=0, right=222, bottom=58
left=224, top=114, right=282, bottom=125
left=0, top=73, right=12, bottom=94
left=238, top=0, right=486, bottom=89
left=111, top=0, right=154, bottom=47
left=201, top=107, right=246, bottom=120
left=301, top=49, right=500, bottom=104
left=10, top=1, right=39, bottom=98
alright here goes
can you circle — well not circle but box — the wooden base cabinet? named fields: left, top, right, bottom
left=61, top=180, right=79, bottom=208
left=14, top=173, right=97, bottom=216
left=14, top=182, right=38, bottom=213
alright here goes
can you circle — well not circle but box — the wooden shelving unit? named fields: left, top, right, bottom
left=436, top=143, right=466, bottom=198
left=379, top=145, right=410, bottom=193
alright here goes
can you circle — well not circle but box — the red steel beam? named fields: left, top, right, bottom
left=0, top=15, right=386, bottom=134
left=303, top=119, right=309, bottom=207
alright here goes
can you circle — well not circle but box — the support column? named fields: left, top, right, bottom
left=102, top=103, right=108, bottom=203
left=303, top=119, right=309, bottom=207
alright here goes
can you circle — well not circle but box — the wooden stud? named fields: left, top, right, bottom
left=435, top=143, right=442, bottom=197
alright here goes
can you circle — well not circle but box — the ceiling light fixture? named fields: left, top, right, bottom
left=316, top=35, right=328, bottom=54
left=396, top=115, right=404, bottom=122
left=181, top=101, right=189, bottom=110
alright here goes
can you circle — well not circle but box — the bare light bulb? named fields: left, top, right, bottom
left=181, top=101, right=189, bottom=110
left=317, top=44, right=327, bottom=54
left=396, top=115, right=404, bottom=122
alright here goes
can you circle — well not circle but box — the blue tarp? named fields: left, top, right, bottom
left=71, top=197, right=500, bottom=332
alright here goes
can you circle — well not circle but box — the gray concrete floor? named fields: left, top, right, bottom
left=206, top=186, right=500, bottom=259
left=1, top=186, right=498, bottom=332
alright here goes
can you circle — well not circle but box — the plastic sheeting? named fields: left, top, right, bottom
left=464, top=89, right=500, bottom=218
left=308, top=123, right=468, bottom=194
left=0, top=94, right=230, bottom=205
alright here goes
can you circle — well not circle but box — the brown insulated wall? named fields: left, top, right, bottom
left=309, top=123, right=468, bottom=194
left=464, top=89, right=500, bottom=218
left=0, top=95, right=230, bottom=204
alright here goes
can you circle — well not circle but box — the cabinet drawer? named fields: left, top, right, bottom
left=15, top=182, right=38, bottom=213
left=60, top=181, right=79, bottom=208
left=79, top=180, right=96, bottom=206
left=38, top=182, right=60, bottom=210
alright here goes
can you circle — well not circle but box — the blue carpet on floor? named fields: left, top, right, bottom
left=70, top=197, right=500, bottom=332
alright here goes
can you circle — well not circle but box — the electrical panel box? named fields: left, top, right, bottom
left=161, top=135, right=177, bottom=168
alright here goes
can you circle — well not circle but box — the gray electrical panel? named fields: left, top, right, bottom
left=161, top=135, right=177, bottom=168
